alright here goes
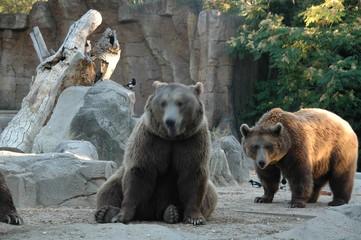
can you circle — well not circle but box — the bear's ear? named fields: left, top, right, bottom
left=240, top=124, right=252, bottom=137
left=270, top=122, right=283, bottom=136
left=153, top=81, right=167, bottom=90
left=191, top=82, right=203, bottom=96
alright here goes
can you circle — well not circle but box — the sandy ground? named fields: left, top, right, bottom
left=1, top=172, right=361, bottom=240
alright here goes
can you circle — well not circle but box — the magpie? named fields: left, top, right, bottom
left=281, top=178, right=287, bottom=185
left=249, top=180, right=262, bottom=188
left=124, top=78, right=136, bottom=90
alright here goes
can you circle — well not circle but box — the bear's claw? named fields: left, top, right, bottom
left=254, top=197, right=273, bottom=203
left=1, top=213, right=23, bottom=225
left=183, top=213, right=206, bottom=225
left=163, top=204, right=179, bottom=224
left=95, top=205, right=121, bottom=223
left=184, top=216, right=206, bottom=225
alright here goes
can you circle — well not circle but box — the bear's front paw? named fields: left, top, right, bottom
left=0, top=213, right=23, bottom=225
left=95, top=205, right=120, bottom=223
left=184, top=213, right=206, bottom=225
left=288, top=200, right=306, bottom=208
left=111, top=210, right=132, bottom=224
left=254, top=197, right=273, bottom=203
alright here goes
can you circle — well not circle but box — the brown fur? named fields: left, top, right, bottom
left=0, top=171, right=22, bottom=225
left=240, top=108, right=358, bottom=208
left=95, top=81, right=218, bottom=224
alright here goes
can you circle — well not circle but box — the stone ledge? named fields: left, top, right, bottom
left=0, top=13, right=28, bottom=29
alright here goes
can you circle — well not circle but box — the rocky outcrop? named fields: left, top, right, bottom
left=32, top=80, right=136, bottom=167
left=0, top=150, right=116, bottom=207
left=210, top=135, right=251, bottom=186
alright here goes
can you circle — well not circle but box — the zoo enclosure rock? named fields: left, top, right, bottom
left=0, top=151, right=116, bottom=208
left=32, top=80, right=136, bottom=167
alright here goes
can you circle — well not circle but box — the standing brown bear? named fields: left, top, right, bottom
left=95, top=81, right=218, bottom=225
left=0, top=171, right=22, bottom=225
left=240, top=108, right=358, bottom=208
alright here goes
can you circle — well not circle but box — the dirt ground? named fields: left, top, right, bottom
left=1, top=173, right=361, bottom=240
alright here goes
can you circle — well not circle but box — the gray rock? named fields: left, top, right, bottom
left=54, top=140, right=99, bottom=160
left=70, top=80, right=135, bottom=167
left=0, top=13, right=28, bottom=29
left=218, top=135, right=251, bottom=183
left=32, top=81, right=135, bottom=167
left=209, top=143, right=238, bottom=187
left=0, top=151, right=116, bottom=207
left=32, top=86, right=89, bottom=154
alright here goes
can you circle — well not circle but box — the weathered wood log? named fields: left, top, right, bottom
left=30, top=26, right=51, bottom=62
left=0, top=10, right=102, bottom=152
left=91, top=28, right=121, bottom=80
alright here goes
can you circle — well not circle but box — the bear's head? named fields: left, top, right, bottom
left=240, top=123, right=291, bottom=169
left=144, top=81, right=205, bottom=140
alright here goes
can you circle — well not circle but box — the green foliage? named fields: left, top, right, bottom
left=228, top=0, right=361, bottom=170
left=203, top=0, right=243, bottom=15
left=299, top=0, right=346, bottom=27
left=0, top=0, right=44, bottom=13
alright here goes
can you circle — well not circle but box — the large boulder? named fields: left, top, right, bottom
left=209, top=135, right=251, bottom=186
left=209, top=143, right=238, bottom=187
left=218, top=135, right=251, bottom=183
left=32, top=80, right=136, bottom=167
left=0, top=150, right=116, bottom=207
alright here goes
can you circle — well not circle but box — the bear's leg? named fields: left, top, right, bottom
left=177, top=169, right=208, bottom=225
left=328, top=153, right=357, bottom=206
left=112, top=166, right=158, bottom=223
left=308, top=176, right=328, bottom=203
left=328, top=170, right=355, bottom=206
left=254, top=165, right=280, bottom=203
left=287, top=172, right=313, bottom=208
left=200, top=180, right=218, bottom=219
left=0, top=172, right=22, bottom=225
left=162, top=180, right=218, bottom=224
left=95, top=167, right=125, bottom=223
left=136, top=170, right=181, bottom=223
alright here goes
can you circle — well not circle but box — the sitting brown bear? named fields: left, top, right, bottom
left=95, top=81, right=218, bottom=225
left=240, top=108, right=358, bottom=208
left=0, top=171, right=22, bottom=225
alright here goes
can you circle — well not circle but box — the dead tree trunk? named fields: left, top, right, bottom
left=0, top=10, right=102, bottom=152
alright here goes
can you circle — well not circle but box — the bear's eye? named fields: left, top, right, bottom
left=250, top=145, right=258, bottom=152
left=265, top=145, right=274, bottom=152
left=176, top=100, right=183, bottom=107
left=161, top=101, right=167, bottom=108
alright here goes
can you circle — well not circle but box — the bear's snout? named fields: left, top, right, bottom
left=257, top=159, right=266, bottom=169
left=165, top=118, right=175, bottom=128
left=164, top=117, right=178, bottom=137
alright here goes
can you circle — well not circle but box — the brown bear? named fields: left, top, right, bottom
left=95, top=81, right=218, bottom=225
left=0, top=171, right=22, bottom=225
left=240, top=108, right=358, bottom=208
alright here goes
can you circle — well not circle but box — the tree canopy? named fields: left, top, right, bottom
left=0, top=0, right=43, bottom=14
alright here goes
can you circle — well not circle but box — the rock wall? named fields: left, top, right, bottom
left=0, top=0, right=266, bottom=135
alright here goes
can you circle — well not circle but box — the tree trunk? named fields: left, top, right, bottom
left=0, top=10, right=102, bottom=152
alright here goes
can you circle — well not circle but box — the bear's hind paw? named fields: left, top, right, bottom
left=328, top=199, right=346, bottom=206
left=95, top=205, right=120, bottom=223
left=163, top=204, right=179, bottom=224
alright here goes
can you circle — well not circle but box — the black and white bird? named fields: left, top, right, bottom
left=249, top=180, right=262, bottom=188
left=124, top=78, right=136, bottom=90
left=280, top=177, right=287, bottom=190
